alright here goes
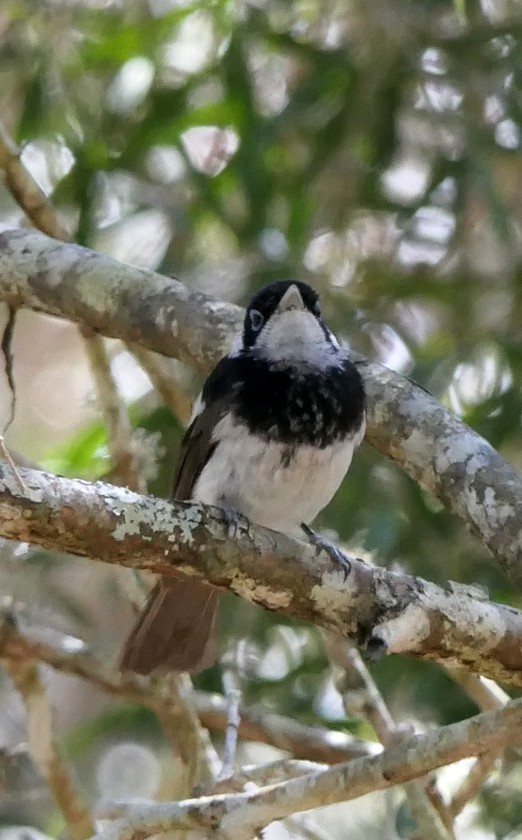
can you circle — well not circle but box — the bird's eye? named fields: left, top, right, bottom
left=249, top=309, right=264, bottom=332
left=313, top=300, right=321, bottom=317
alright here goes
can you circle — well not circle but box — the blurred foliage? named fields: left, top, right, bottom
left=1, top=0, right=522, bottom=837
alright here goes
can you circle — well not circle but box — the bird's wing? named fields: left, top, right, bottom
left=172, top=355, right=239, bottom=500
left=120, top=355, right=241, bottom=675
left=119, top=579, right=219, bottom=674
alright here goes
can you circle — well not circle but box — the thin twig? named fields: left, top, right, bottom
left=0, top=123, right=70, bottom=240
left=447, top=668, right=509, bottom=711
left=448, top=749, right=501, bottom=818
left=82, top=329, right=143, bottom=491
left=0, top=435, right=26, bottom=491
left=210, top=759, right=326, bottom=794
left=1, top=652, right=94, bottom=840
left=97, top=761, right=327, bottom=815
left=218, top=688, right=242, bottom=781
left=159, top=672, right=220, bottom=793
left=116, top=575, right=219, bottom=792
left=324, top=637, right=454, bottom=840
left=128, top=342, right=192, bottom=425
left=0, top=612, right=374, bottom=767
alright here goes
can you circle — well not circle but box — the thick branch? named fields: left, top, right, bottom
left=0, top=226, right=521, bottom=587
left=1, top=465, right=521, bottom=686
left=0, top=225, right=241, bottom=371
left=95, top=698, right=522, bottom=840
left=356, top=354, right=522, bottom=588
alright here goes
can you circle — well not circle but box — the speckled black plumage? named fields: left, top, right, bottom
left=201, top=353, right=365, bottom=449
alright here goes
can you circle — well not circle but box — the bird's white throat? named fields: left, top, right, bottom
left=255, top=309, right=340, bottom=368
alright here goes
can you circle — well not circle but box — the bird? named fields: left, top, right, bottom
left=119, top=280, right=366, bottom=674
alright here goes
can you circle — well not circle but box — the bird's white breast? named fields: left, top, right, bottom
left=192, top=413, right=365, bottom=537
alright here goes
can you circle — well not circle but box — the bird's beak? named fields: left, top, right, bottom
left=276, top=284, right=305, bottom=313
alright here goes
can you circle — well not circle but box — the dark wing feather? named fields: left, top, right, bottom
left=172, top=355, right=240, bottom=500
left=119, top=579, right=218, bottom=674
left=119, top=356, right=238, bottom=675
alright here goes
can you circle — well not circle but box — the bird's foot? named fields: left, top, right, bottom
left=220, top=504, right=249, bottom=540
left=301, top=523, right=352, bottom=579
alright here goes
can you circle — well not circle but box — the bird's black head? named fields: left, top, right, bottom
left=243, top=280, right=321, bottom=347
left=240, top=280, right=341, bottom=367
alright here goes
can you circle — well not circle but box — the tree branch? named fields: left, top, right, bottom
left=0, top=613, right=374, bottom=766
left=324, top=638, right=454, bottom=839
left=1, top=226, right=521, bottom=588
left=1, top=464, right=522, bottom=687
left=81, top=329, right=144, bottom=491
left=0, top=225, right=241, bottom=370
left=1, top=653, right=94, bottom=839
left=93, top=697, right=522, bottom=840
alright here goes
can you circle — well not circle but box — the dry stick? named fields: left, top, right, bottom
left=213, top=757, right=332, bottom=840
left=0, top=435, right=25, bottom=491
left=192, top=692, right=377, bottom=765
left=1, top=654, right=94, bottom=840
left=448, top=750, right=500, bottom=820
left=218, top=688, right=242, bottom=781
left=91, top=697, right=522, bottom=840
left=97, top=762, right=329, bottom=813
left=0, top=616, right=373, bottom=764
left=81, top=328, right=143, bottom=491
left=210, top=759, right=327, bottom=795
left=325, top=637, right=454, bottom=840
left=128, top=342, right=192, bottom=425
left=0, top=615, right=368, bottom=774
left=160, top=672, right=220, bottom=792
left=0, top=125, right=69, bottom=240
left=447, top=669, right=509, bottom=712
left=123, top=550, right=218, bottom=793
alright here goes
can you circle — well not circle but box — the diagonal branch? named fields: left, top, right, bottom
left=1, top=463, right=522, bottom=686
left=93, top=697, right=522, bottom=840
left=0, top=225, right=241, bottom=370
left=0, top=226, right=521, bottom=588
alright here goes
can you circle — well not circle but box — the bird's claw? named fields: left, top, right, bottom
left=221, top=505, right=248, bottom=540
left=301, top=523, right=352, bottom=579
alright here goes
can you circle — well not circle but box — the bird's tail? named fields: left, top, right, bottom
left=119, top=579, right=218, bottom=674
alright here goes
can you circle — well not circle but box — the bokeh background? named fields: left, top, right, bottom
left=1, top=1, right=522, bottom=837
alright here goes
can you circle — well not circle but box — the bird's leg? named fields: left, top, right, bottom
left=301, top=523, right=352, bottom=579
left=219, top=502, right=250, bottom=540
